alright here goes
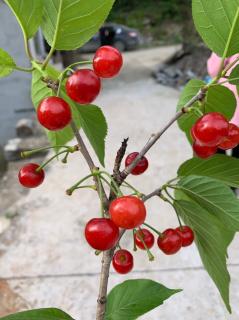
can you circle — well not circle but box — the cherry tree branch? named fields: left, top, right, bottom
left=120, top=88, right=207, bottom=180
left=70, top=121, right=109, bottom=209
left=142, top=188, right=162, bottom=202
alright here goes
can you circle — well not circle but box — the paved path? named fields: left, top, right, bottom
left=0, top=46, right=238, bottom=319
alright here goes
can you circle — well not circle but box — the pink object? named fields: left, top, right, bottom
left=207, top=53, right=239, bottom=125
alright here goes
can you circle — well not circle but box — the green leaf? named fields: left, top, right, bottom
left=205, top=85, right=236, bottom=120
left=105, top=279, right=181, bottom=320
left=5, top=0, right=43, bottom=39
left=229, top=65, right=239, bottom=85
left=177, top=79, right=205, bottom=142
left=178, top=154, right=239, bottom=188
left=41, top=0, right=116, bottom=50
left=177, top=83, right=236, bottom=142
left=76, top=105, right=107, bottom=167
left=176, top=175, right=239, bottom=231
left=174, top=199, right=233, bottom=313
left=31, top=63, right=81, bottom=150
left=192, top=0, right=239, bottom=57
left=0, top=48, right=16, bottom=78
left=0, top=308, right=73, bottom=320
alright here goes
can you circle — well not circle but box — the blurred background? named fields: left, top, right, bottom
left=0, top=1, right=238, bottom=319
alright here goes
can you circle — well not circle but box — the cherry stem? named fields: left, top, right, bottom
left=135, top=227, right=155, bottom=261
left=97, top=175, right=105, bottom=217
left=36, top=150, right=68, bottom=172
left=143, top=222, right=162, bottom=237
left=99, top=175, right=119, bottom=197
left=100, top=171, right=123, bottom=196
left=21, top=145, right=71, bottom=158
left=122, top=181, right=141, bottom=196
left=132, top=229, right=137, bottom=251
left=66, top=174, right=95, bottom=195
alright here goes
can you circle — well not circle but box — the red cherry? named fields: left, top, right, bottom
left=37, top=96, right=71, bottom=131
left=218, top=123, right=239, bottom=150
left=125, top=152, right=149, bottom=175
left=85, top=218, right=119, bottom=251
left=66, top=69, right=101, bottom=104
left=193, top=140, right=217, bottom=159
left=93, top=46, right=123, bottom=78
left=175, top=226, right=194, bottom=247
left=192, top=112, right=229, bottom=146
left=157, top=229, right=182, bottom=255
left=112, top=249, right=133, bottom=274
left=18, top=163, right=45, bottom=188
left=134, top=228, right=155, bottom=250
left=109, top=196, right=146, bottom=229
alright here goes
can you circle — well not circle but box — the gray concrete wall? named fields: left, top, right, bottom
left=0, top=2, right=33, bottom=146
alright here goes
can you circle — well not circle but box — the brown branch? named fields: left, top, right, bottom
left=120, top=88, right=207, bottom=180
left=142, top=188, right=162, bottom=202
left=70, top=121, right=109, bottom=210
left=109, top=138, right=129, bottom=201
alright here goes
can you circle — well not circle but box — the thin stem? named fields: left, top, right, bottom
left=121, top=88, right=206, bottom=179
left=142, top=188, right=162, bottom=202
left=42, top=0, right=63, bottom=69
left=132, top=229, right=137, bottom=251
left=100, top=171, right=123, bottom=196
left=122, top=181, right=141, bottom=195
left=66, top=174, right=94, bottom=195
left=164, top=187, right=175, bottom=202
left=24, top=38, right=33, bottom=61
left=21, top=145, right=70, bottom=158
left=36, top=150, right=67, bottom=172
left=143, top=222, right=162, bottom=237
left=99, top=175, right=119, bottom=197
left=14, top=65, right=34, bottom=73
left=97, top=176, right=105, bottom=217
left=135, top=227, right=154, bottom=261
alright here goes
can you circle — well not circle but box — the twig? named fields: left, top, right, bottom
left=120, top=88, right=206, bottom=180
left=142, top=188, right=162, bottom=202
left=70, top=120, right=109, bottom=210
left=109, top=138, right=129, bottom=201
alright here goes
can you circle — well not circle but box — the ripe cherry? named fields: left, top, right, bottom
left=218, top=123, right=239, bottom=150
left=93, top=46, right=123, bottom=78
left=109, top=196, right=146, bottom=229
left=157, top=229, right=182, bottom=255
left=112, top=249, right=133, bottom=274
left=134, top=228, right=155, bottom=250
left=193, top=140, right=217, bottom=159
left=192, top=112, right=229, bottom=146
left=66, top=69, right=101, bottom=104
left=18, top=163, right=45, bottom=188
left=175, top=226, right=194, bottom=247
left=125, top=152, right=149, bottom=175
left=85, top=218, right=119, bottom=251
left=37, top=96, right=71, bottom=131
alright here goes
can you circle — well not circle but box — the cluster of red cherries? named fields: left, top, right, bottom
left=85, top=153, right=194, bottom=274
left=191, top=111, right=239, bottom=159
left=18, top=46, right=195, bottom=275
left=18, top=46, right=123, bottom=188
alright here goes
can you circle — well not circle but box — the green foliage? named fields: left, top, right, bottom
left=192, top=0, right=239, bottom=57
left=0, top=308, right=73, bottom=320
left=229, top=65, right=239, bottom=85
left=0, top=48, right=16, bottom=78
left=105, top=279, right=181, bottom=320
left=177, top=79, right=205, bottom=142
left=178, top=154, right=239, bottom=188
left=174, top=199, right=233, bottom=312
left=41, top=0, right=116, bottom=51
left=177, top=175, right=239, bottom=231
left=177, top=82, right=236, bottom=142
left=77, top=105, right=108, bottom=167
left=5, top=0, right=43, bottom=39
